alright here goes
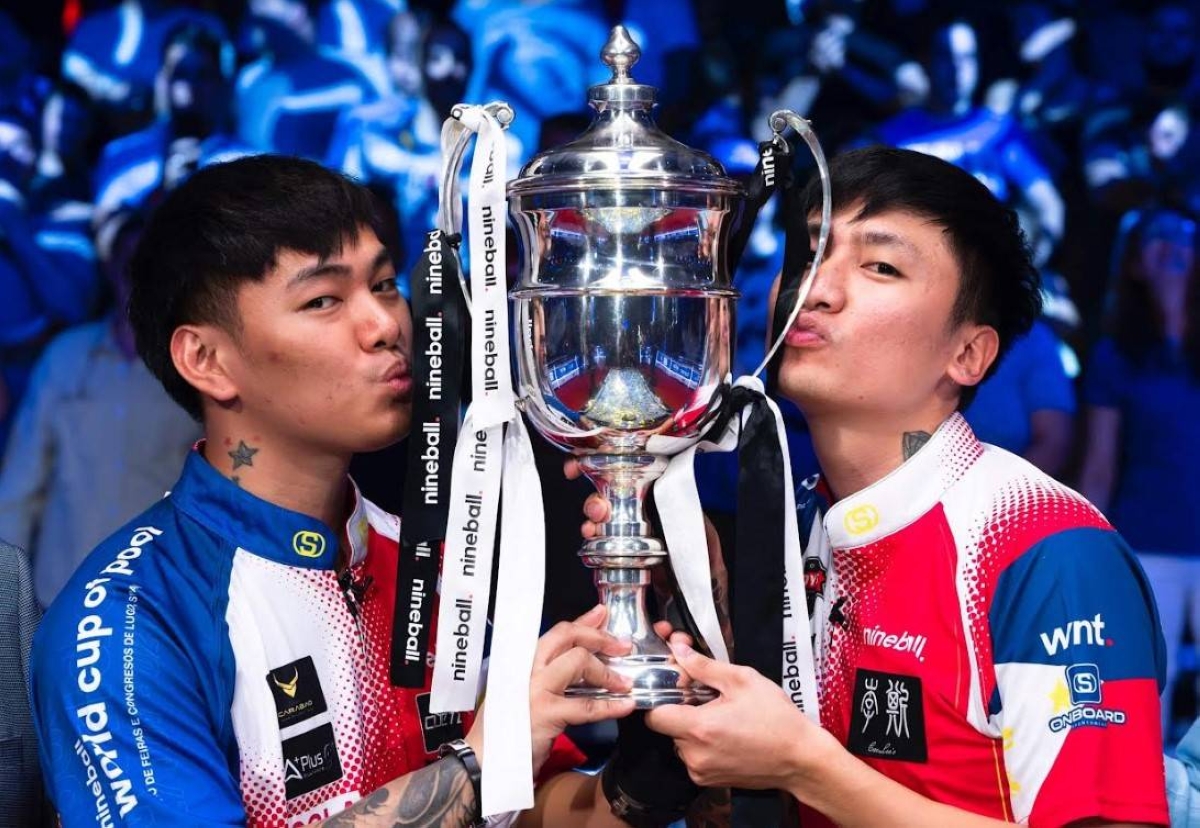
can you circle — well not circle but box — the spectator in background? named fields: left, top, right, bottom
left=1080, top=205, right=1200, bottom=743
left=1082, top=1, right=1200, bottom=220
left=451, top=0, right=610, bottom=166
left=235, top=0, right=378, bottom=161
left=0, top=111, right=102, bottom=451
left=29, top=79, right=102, bottom=213
left=864, top=17, right=1067, bottom=270
left=326, top=11, right=474, bottom=274
left=316, top=0, right=406, bottom=97
left=60, top=0, right=228, bottom=138
left=0, top=540, right=44, bottom=828
left=1168, top=716, right=1200, bottom=825
left=964, top=317, right=1076, bottom=477
left=0, top=205, right=199, bottom=608
left=93, top=21, right=251, bottom=227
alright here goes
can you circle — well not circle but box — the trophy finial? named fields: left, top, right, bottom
left=601, top=25, right=640, bottom=83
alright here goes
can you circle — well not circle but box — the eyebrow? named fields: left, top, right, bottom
left=806, top=222, right=921, bottom=257
left=287, top=247, right=393, bottom=288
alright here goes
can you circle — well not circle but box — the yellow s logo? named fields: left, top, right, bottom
left=843, top=505, right=880, bottom=536
left=293, top=531, right=326, bottom=558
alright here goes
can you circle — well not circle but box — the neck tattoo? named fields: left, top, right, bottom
left=902, top=431, right=932, bottom=460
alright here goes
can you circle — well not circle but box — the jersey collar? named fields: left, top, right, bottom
left=822, top=413, right=984, bottom=549
left=169, top=447, right=370, bottom=569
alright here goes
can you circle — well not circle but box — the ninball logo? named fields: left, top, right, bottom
left=862, top=626, right=928, bottom=662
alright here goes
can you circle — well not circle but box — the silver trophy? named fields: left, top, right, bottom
left=507, top=26, right=828, bottom=707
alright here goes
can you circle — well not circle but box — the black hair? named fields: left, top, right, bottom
left=128, top=154, right=388, bottom=420
left=800, top=145, right=1042, bottom=409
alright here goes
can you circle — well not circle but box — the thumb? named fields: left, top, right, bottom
left=670, top=640, right=734, bottom=692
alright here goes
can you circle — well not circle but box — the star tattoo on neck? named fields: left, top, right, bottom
left=229, top=440, right=259, bottom=470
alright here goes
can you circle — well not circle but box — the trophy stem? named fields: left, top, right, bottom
left=568, top=454, right=716, bottom=708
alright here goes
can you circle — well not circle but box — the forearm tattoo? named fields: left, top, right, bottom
left=324, top=757, right=477, bottom=827
left=901, top=431, right=931, bottom=460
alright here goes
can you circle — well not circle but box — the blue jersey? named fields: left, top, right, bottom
left=33, top=450, right=466, bottom=825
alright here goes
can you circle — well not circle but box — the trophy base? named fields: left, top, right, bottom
left=567, top=653, right=718, bottom=709
left=566, top=683, right=717, bottom=709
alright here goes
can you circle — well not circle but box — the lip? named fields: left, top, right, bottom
left=784, top=316, right=827, bottom=348
left=382, top=361, right=413, bottom=400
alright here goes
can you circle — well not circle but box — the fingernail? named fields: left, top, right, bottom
left=584, top=603, right=605, bottom=618
left=671, top=640, right=694, bottom=658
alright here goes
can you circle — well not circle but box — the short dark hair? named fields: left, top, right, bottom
left=128, top=154, right=388, bottom=420
left=800, top=145, right=1042, bottom=409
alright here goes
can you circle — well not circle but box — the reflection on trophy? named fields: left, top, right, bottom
left=508, top=25, right=744, bottom=706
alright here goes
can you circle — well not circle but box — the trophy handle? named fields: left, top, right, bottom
left=753, top=109, right=833, bottom=378
left=437, top=100, right=515, bottom=318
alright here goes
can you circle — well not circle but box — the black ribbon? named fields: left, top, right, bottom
left=706, top=133, right=810, bottom=828
left=393, top=230, right=467, bottom=687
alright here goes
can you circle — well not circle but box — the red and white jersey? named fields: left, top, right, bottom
left=797, top=414, right=1169, bottom=827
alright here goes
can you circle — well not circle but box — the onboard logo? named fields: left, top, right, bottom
left=1040, top=613, right=1112, bottom=656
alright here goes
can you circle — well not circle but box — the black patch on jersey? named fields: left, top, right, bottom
left=803, top=557, right=827, bottom=616
left=847, top=669, right=927, bottom=763
left=415, top=691, right=466, bottom=754
left=266, top=656, right=327, bottom=729
left=282, top=723, right=343, bottom=799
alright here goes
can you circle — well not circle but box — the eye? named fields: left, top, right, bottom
left=372, top=276, right=400, bottom=294
left=303, top=296, right=338, bottom=310
left=867, top=261, right=901, bottom=277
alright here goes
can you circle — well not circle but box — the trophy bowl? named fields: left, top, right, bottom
left=508, top=25, right=742, bottom=706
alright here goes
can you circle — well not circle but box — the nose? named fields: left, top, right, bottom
left=800, top=250, right=845, bottom=313
left=357, top=292, right=404, bottom=352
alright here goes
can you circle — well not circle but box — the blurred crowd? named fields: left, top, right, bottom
left=0, top=0, right=1197, bottom=751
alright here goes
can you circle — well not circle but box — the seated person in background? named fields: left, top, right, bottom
left=0, top=205, right=200, bottom=609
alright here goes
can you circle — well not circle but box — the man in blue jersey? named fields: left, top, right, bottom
left=31, top=154, right=635, bottom=827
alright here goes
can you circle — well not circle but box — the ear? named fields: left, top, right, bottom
left=947, top=323, right=1000, bottom=389
left=170, top=324, right=240, bottom=409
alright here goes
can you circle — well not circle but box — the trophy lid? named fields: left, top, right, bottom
left=508, top=25, right=741, bottom=197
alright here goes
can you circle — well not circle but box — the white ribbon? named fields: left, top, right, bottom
left=482, top=413, right=544, bottom=814
left=655, top=375, right=820, bottom=721
left=431, top=105, right=513, bottom=712
left=427, top=104, right=547, bottom=818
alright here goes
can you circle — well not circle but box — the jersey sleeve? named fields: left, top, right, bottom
left=31, top=535, right=244, bottom=826
left=987, top=526, right=1168, bottom=827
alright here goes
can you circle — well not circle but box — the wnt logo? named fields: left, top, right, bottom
left=1040, top=614, right=1112, bottom=656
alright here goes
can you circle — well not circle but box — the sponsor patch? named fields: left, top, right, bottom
left=267, top=656, right=327, bottom=729
left=1039, top=613, right=1112, bottom=656
left=415, top=692, right=465, bottom=754
left=282, top=723, right=343, bottom=799
left=848, top=669, right=927, bottom=763
left=1066, top=663, right=1101, bottom=705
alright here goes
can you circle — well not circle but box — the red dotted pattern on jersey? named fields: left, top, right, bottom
left=958, top=473, right=1110, bottom=708
left=238, top=558, right=369, bottom=827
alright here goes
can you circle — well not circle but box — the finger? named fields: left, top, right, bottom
left=645, top=704, right=699, bottom=739
left=583, top=493, right=610, bottom=523
left=563, top=457, right=582, bottom=480
left=652, top=620, right=675, bottom=640
left=552, top=695, right=637, bottom=726
left=669, top=640, right=738, bottom=692
left=538, top=646, right=630, bottom=694
left=533, top=615, right=629, bottom=667
left=580, top=519, right=597, bottom=540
